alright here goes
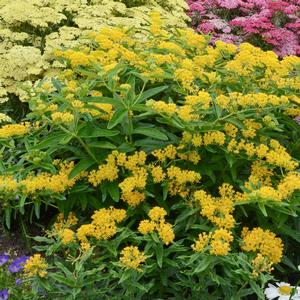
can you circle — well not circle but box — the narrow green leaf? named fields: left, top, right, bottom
left=258, top=202, right=268, bottom=217
left=50, top=273, right=75, bottom=287
left=89, top=141, right=117, bottom=149
left=69, top=158, right=95, bottom=179
left=34, top=201, right=40, bottom=219
left=136, top=85, right=168, bottom=104
left=30, top=133, right=71, bottom=150
left=133, top=127, right=168, bottom=141
left=107, top=109, right=127, bottom=129
left=19, top=195, right=26, bottom=215
left=5, top=208, right=11, bottom=229
left=156, top=243, right=164, bottom=268
left=33, top=236, right=53, bottom=244
left=79, top=125, right=119, bottom=138
left=107, top=182, right=120, bottom=202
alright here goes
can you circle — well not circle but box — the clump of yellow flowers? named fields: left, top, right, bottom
left=77, top=207, right=126, bottom=250
left=119, top=246, right=146, bottom=271
left=24, top=254, right=48, bottom=278
left=138, top=207, right=175, bottom=245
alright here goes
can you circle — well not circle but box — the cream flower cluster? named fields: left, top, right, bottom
left=0, top=0, right=189, bottom=103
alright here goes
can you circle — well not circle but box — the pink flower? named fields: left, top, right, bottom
left=217, top=0, right=239, bottom=9
left=188, top=0, right=300, bottom=56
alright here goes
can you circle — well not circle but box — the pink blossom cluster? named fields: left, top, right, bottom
left=188, top=0, right=300, bottom=56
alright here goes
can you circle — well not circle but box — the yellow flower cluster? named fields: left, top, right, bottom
left=147, top=90, right=211, bottom=122
left=241, top=227, right=283, bottom=264
left=152, top=145, right=177, bottom=163
left=0, top=122, right=30, bottom=138
left=119, top=167, right=147, bottom=207
left=88, top=153, right=119, bottom=187
left=51, top=111, right=74, bottom=124
left=167, top=166, right=201, bottom=197
left=192, top=228, right=233, bottom=256
left=194, top=183, right=235, bottom=229
left=138, top=206, right=175, bottom=245
left=0, top=176, right=18, bottom=193
left=241, top=119, right=262, bottom=139
left=245, top=161, right=274, bottom=190
left=57, top=49, right=90, bottom=68
left=77, top=207, right=126, bottom=250
left=146, top=100, right=177, bottom=116
left=185, top=90, right=211, bottom=109
left=53, top=212, right=78, bottom=232
left=0, top=161, right=80, bottom=197
left=51, top=212, right=78, bottom=245
left=119, top=246, right=146, bottom=271
left=249, top=172, right=300, bottom=202
left=216, top=93, right=289, bottom=110
left=150, top=165, right=165, bottom=183
left=226, top=138, right=297, bottom=171
left=24, top=254, right=48, bottom=278
left=20, top=161, right=78, bottom=194
left=150, top=11, right=167, bottom=37
left=251, top=253, right=274, bottom=277
left=59, top=228, right=75, bottom=245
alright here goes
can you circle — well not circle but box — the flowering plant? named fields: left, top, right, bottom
left=0, top=12, right=300, bottom=298
left=188, top=0, right=300, bottom=57
left=0, top=0, right=188, bottom=122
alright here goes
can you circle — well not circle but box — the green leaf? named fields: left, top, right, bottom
left=33, top=236, right=54, bottom=244
left=19, top=195, right=26, bottom=215
left=68, top=158, right=95, bottom=179
left=133, top=127, right=168, bottom=141
left=258, top=202, right=268, bottom=217
left=89, top=141, right=117, bottom=149
left=50, top=273, right=76, bottom=287
left=193, top=256, right=212, bottom=273
left=79, top=125, right=119, bottom=138
left=30, top=133, right=71, bottom=150
left=4, top=208, right=11, bottom=229
left=162, top=182, right=168, bottom=201
left=80, top=96, right=123, bottom=108
left=34, top=201, right=40, bottom=219
left=136, top=85, right=169, bottom=104
left=156, top=243, right=164, bottom=268
left=107, top=181, right=120, bottom=202
left=107, top=109, right=127, bottom=129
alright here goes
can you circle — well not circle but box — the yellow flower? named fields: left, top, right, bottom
left=192, top=232, right=211, bottom=252
left=59, top=228, right=75, bottom=245
left=241, top=227, right=283, bottom=264
left=148, top=207, right=167, bottom=222
left=157, top=222, right=175, bottom=245
left=0, top=122, right=30, bottom=138
left=139, top=206, right=175, bottom=245
left=191, top=133, right=202, bottom=147
left=138, top=220, right=156, bottom=235
left=209, top=229, right=233, bottom=256
left=51, top=111, right=74, bottom=124
left=119, top=246, right=146, bottom=271
left=150, top=165, right=165, bottom=183
left=224, top=123, right=238, bottom=138
left=203, top=131, right=225, bottom=146
left=24, top=254, right=48, bottom=278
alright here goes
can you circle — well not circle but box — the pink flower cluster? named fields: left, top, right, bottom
left=188, top=0, right=300, bottom=56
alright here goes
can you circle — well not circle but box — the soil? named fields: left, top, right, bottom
left=0, top=221, right=28, bottom=256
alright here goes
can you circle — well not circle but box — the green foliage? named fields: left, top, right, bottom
left=0, top=16, right=300, bottom=299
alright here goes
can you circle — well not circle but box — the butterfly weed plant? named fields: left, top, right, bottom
left=0, top=11, right=299, bottom=299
